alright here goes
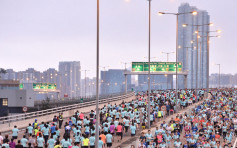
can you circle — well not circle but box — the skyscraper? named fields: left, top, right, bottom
left=100, top=69, right=131, bottom=95
left=178, top=3, right=210, bottom=89
left=42, top=68, right=58, bottom=84
left=81, top=77, right=96, bottom=97
left=59, top=61, right=81, bottom=98
left=0, top=69, right=17, bottom=80
left=138, top=75, right=173, bottom=91
left=16, top=68, right=41, bottom=83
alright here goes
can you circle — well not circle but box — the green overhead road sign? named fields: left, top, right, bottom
left=33, top=83, right=57, bottom=90
left=19, top=83, right=24, bottom=89
left=132, top=62, right=182, bottom=72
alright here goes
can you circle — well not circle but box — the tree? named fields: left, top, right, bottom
left=40, top=97, right=51, bottom=110
left=0, top=68, right=6, bottom=79
left=0, top=68, right=6, bottom=74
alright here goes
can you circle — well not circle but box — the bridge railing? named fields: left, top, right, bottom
left=0, top=92, right=134, bottom=125
left=34, top=92, right=128, bottom=105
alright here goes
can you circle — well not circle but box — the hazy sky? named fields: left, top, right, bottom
left=0, top=0, right=236, bottom=78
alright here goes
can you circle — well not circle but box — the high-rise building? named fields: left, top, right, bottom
left=178, top=3, right=210, bottom=89
left=42, top=68, right=58, bottom=84
left=137, top=75, right=173, bottom=91
left=16, top=68, right=42, bottom=83
left=0, top=69, right=17, bottom=80
left=59, top=61, right=81, bottom=98
left=209, top=73, right=233, bottom=88
left=81, top=77, right=96, bottom=97
left=100, top=69, right=131, bottom=95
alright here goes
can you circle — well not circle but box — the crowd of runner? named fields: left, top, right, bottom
left=0, top=88, right=236, bottom=148
left=137, top=89, right=236, bottom=148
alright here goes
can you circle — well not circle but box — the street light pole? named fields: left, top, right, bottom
left=158, top=10, right=197, bottom=111
left=95, top=0, right=100, bottom=147
left=183, top=23, right=213, bottom=96
left=200, top=30, right=221, bottom=93
left=121, top=62, right=129, bottom=94
left=85, top=71, right=87, bottom=98
left=161, top=51, right=175, bottom=90
left=147, top=0, right=151, bottom=129
left=161, top=51, right=175, bottom=62
left=196, top=26, right=199, bottom=96
left=216, top=64, right=221, bottom=88
left=207, top=32, right=210, bottom=93
left=219, top=64, right=221, bottom=89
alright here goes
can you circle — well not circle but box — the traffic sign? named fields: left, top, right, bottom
left=22, top=106, right=28, bottom=112
left=33, top=83, right=57, bottom=90
left=132, top=62, right=182, bottom=72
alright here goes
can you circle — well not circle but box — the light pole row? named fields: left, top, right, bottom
left=94, top=2, right=221, bottom=146
left=200, top=30, right=221, bottom=92
left=158, top=10, right=197, bottom=109
left=182, top=23, right=212, bottom=95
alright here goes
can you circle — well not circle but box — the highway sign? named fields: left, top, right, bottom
left=22, top=106, right=28, bottom=112
left=19, top=83, right=24, bottom=89
left=33, top=83, right=57, bottom=90
left=132, top=62, right=182, bottom=72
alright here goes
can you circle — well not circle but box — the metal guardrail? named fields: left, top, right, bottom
left=34, top=92, right=129, bottom=105
left=0, top=92, right=134, bottom=125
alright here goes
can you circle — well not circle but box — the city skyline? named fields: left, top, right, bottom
left=0, top=0, right=235, bottom=78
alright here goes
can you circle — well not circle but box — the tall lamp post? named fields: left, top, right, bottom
left=95, top=0, right=100, bottom=147
left=147, top=0, right=151, bottom=129
left=144, top=57, right=159, bottom=61
left=199, top=30, right=221, bottom=92
left=161, top=51, right=175, bottom=62
left=121, top=62, right=129, bottom=94
left=161, top=51, right=175, bottom=89
left=215, top=64, right=221, bottom=88
left=158, top=10, right=197, bottom=108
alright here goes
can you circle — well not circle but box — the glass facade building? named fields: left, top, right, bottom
left=178, top=3, right=209, bottom=89
left=100, top=69, right=131, bottom=95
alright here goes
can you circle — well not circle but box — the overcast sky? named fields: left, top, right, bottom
left=0, top=0, right=236, bottom=78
